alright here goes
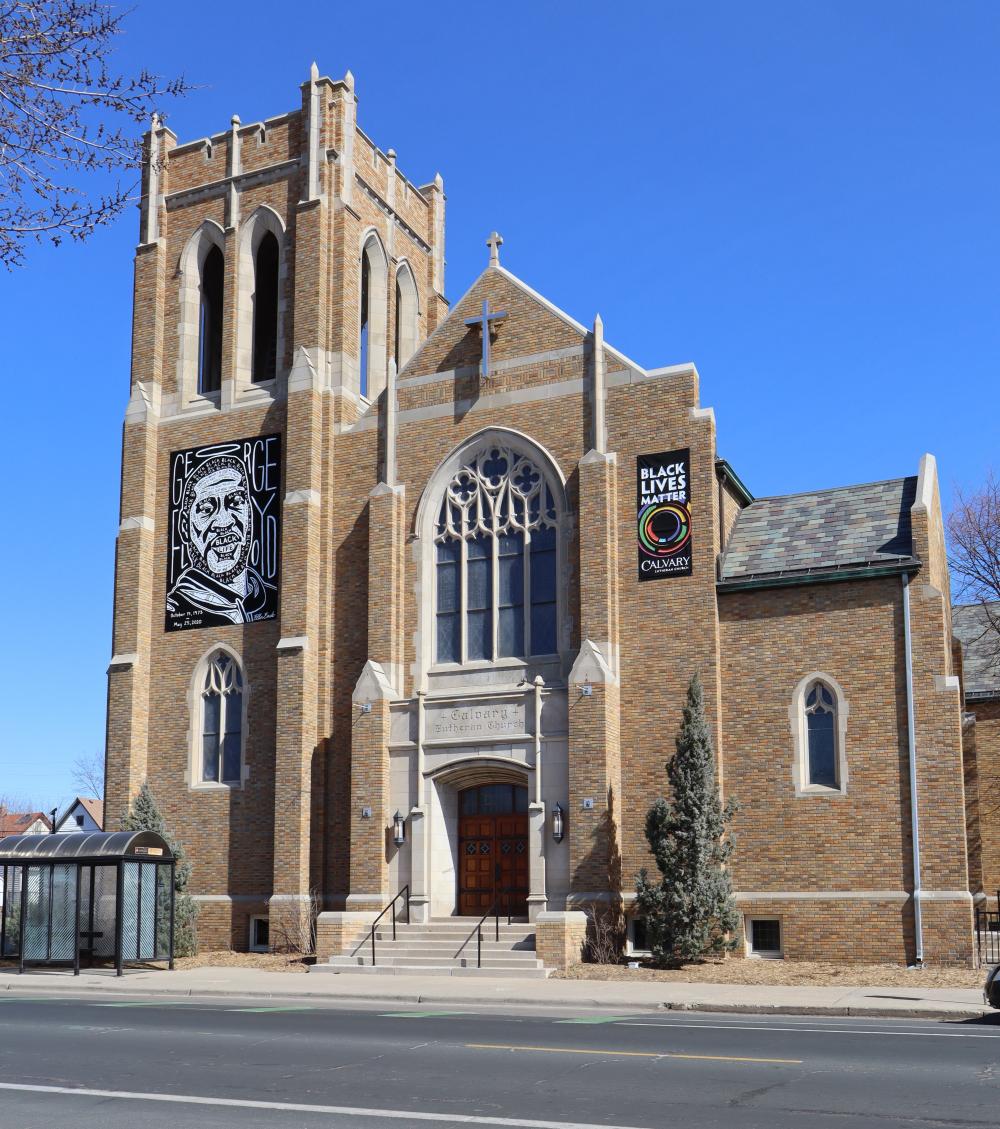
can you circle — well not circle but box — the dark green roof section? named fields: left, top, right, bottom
left=953, top=603, right=1000, bottom=699
left=718, top=475, right=918, bottom=584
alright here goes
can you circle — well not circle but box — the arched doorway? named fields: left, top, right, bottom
left=457, top=783, right=529, bottom=917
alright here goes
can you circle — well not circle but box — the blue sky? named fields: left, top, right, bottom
left=1, top=1, right=997, bottom=808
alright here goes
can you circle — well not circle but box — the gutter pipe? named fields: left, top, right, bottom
left=902, top=571, right=924, bottom=965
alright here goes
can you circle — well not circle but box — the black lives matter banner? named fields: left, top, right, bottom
left=637, top=448, right=693, bottom=581
left=165, top=435, right=281, bottom=631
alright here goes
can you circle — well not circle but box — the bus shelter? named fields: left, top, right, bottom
left=0, top=830, right=175, bottom=975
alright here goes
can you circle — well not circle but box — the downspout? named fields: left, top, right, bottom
left=902, top=572, right=924, bottom=965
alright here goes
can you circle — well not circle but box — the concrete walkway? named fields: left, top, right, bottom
left=0, top=965, right=992, bottom=1019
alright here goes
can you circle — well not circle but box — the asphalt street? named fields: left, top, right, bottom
left=0, top=993, right=998, bottom=1128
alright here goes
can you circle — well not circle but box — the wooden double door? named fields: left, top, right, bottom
left=457, top=783, right=529, bottom=917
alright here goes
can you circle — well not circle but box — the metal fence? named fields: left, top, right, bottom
left=975, top=892, right=1000, bottom=966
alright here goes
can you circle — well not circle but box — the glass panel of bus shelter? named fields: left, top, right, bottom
left=156, top=864, right=172, bottom=960
left=23, top=866, right=51, bottom=960
left=92, top=866, right=117, bottom=958
left=49, top=864, right=77, bottom=960
left=2, top=867, right=22, bottom=957
left=138, top=862, right=157, bottom=959
left=121, top=861, right=140, bottom=961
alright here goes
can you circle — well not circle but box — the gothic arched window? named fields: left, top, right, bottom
left=251, top=231, right=279, bottom=383
left=198, top=244, right=224, bottom=394
left=200, top=651, right=244, bottom=785
left=804, top=680, right=838, bottom=788
left=435, top=446, right=559, bottom=664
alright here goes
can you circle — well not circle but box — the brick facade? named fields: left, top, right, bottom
left=105, top=71, right=983, bottom=966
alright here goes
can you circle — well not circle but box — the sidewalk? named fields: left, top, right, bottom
left=0, top=965, right=992, bottom=1020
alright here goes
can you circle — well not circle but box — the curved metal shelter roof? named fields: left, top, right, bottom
left=0, top=830, right=173, bottom=862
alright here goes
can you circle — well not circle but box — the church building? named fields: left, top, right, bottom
left=105, top=68, right=986, bottom=969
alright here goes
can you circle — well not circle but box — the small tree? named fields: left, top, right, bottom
left=636, top=674, right=738, bottom=965
left=122, top=783, right=198, bottom=956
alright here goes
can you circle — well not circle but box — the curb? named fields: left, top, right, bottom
left=1, top=980, right=992, bottom=1021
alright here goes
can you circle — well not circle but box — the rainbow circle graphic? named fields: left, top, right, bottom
left=638, top=501, right=691, bottom=558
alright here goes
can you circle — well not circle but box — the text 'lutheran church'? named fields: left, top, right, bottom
left=105, top=67, right=998, bottom=970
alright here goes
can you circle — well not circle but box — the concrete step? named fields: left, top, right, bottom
left=358, top=943, right=537, bottom=958
left=312, top=963, right=550, bottom=979
left=328, top=954, right=544, bottom=970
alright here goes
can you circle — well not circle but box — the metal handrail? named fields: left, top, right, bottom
left=358, top=885, right=410, bottom=966
left=453, top=890, right=512, bottom=969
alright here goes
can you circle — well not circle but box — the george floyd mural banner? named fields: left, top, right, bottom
left=165, top=435, right=281, bottom=631
left=637, top=448, right=693, bottom=581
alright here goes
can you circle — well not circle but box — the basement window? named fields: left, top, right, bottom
left=746, top=917, right=783, bottom=959
left=249, top=916, right=270, bottom=953
left=627, top=917, right=650, bottom=956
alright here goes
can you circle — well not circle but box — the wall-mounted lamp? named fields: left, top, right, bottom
left=392, top=810, right=406, bottom=847
left=581, top=677, right=593, bottom=698
left=359, top=701, right=372, bottom=714
left=551, top=803, right=564, bottom=843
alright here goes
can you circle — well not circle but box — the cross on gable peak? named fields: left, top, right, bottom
left=487, top=231, right=503, bottom=266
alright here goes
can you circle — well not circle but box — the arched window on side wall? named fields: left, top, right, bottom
left=200, top=651, right=244, bottom=785
left=790, top=673, right=848, bottom=795
left=198, top=245, right=224, bottom=394
left=395, top=263, right=419, bottom=371
left=251, top=231, right=279, bottom=383
left=804, top=680, right=837, bottom=788
left=434, top=445, right=559, bottom=664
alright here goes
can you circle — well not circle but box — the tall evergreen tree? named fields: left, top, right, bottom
left=635, top=674, right=738, bottom=964
left=122, top=783, right=199, bottom=956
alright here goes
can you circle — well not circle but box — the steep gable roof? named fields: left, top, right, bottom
left=400, top=262, right=644, bottom=381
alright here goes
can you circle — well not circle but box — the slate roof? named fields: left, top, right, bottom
left=953, top=603, right=1000, bottom=699
left=719, top=476, right=918, bottom=584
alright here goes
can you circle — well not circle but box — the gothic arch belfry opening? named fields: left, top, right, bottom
left=359, top=230, right=388, bottom=400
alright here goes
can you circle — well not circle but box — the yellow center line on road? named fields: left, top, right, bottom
left=465, top=1043, right=801, bottom=1065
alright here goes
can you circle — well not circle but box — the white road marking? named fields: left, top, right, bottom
left=0, top=1082, right=652, bottom=1129
left=618, top=1021, right=1000, bottom=1039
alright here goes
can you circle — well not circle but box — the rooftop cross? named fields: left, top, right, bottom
left=464, top=298, right=507, bottom=381
left=487, top=231, right=503, bottom=266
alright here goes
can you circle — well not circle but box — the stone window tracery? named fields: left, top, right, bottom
left=789, top=672, right=848, bottom=796
left=434, top=445, right=559, bottom=664
left=200, top=651, right=244, bottom=785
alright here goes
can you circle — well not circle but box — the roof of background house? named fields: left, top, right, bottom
left=0, top=811, right=52, bottom=837
left=719, top=476, right=918, bottom=586
left=56, top=797, right=105, bottom=831
left=953, top=603, right=1000, bottom=700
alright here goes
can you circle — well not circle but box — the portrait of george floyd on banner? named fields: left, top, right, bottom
left=165, top=435, right=281, bottom=631
left=637, top=448, right=693, bottom=581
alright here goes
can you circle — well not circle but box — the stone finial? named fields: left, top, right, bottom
left=593, top=313, right=606, bottom=455
left=310, top=61, right=319, bottom=81
left=150, top=111, right=160, bottom=132
left=231, top=114, right=241, bottom=128
left=387, top=148, right=397, bottom=161
left=487, top=231, right=503, bottom=267
left=433, top=171, right=444, bottom=191
left=344, top=69, right=355, bottom=90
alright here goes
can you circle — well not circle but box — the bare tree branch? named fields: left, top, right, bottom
left=71, top=752, right=104, bottom=799
left=0, top=1, right=193, bottom=267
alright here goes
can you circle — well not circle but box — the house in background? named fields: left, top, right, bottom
left=0, top=811, right=52, bottom=908
left=0, top=811, right=51, bottom=838
left=54, top=798, right=104, bottom=834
